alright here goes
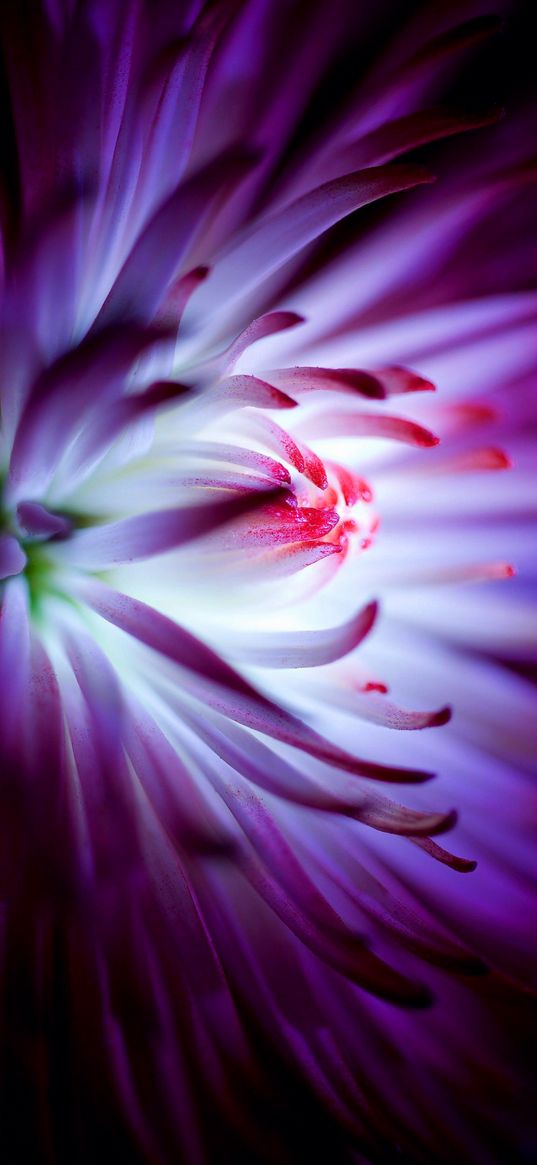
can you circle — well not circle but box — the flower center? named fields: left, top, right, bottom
left=300, top=459, right=378, bottom=562
left=0, top=485, right=74, bottom=609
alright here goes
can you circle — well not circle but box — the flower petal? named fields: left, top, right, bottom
left=76, top=580, right=434, bottom=785
left=16, top=501, right=72, bottom=540
left=222, top=311, right=306, bottom=371
left=221, top=601, right=378, bottom=668
left=190, top=164, right=435, bottom=322
left=95, top=150, right=256, bottom=328
left=8, top=323, right=171, bottom=497
left=298, top=409, right=439, bottom=446
left=332, top=107, right=503, bottom=174
left=57, top=487, right=284, bottom=567
left=0, top=534, right=27, bottom=579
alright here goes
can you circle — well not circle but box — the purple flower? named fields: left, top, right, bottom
left=0, top=2, right=536, bottom=1162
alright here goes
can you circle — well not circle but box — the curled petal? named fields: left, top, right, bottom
left=245, top=413, right=330, bottom=489
left=174, top=705, right=452, bottom=838
left=95, top=150, right=256, bottom=328
left=155, top=266, right=210, bottom=329
left=222, top=311, right=305, bottom=371
left=333, top=106, right=503, bottom=173
left=411, top=836, right=477, bottom=873
left=239, top=845, right=432, bottom=1007
left=193, top=749, right=432, bottom=1005
left=174, top=374, right=297, bottom=432
left=57, top=487, right=285, bottom=567
left=355, top=882, right=486, bottom=974
left=427, top=447, right=512, bottom=475
left=359, top=798, right=457, bottom=838
left=263, top=365, right=435, bottom=400
left=76, top=580, right=434, bottom=784
left=202, top=504, right=339, bottom=551
left=239, top=540, right=343, bottom=579
left=16, top=501, right=72, bottom=540
left=168, top=440, right=292, bottom=484
left=191, top=164, right=435, bottom=319
left=298, top=409, right=439, bottom=446
left=221, top=601, right=378, bottom=668
left=389, top=15, right=503, bottom=94
left=72, top=578, right=269, bottom=700
left=316, top=685, right=452, bottom=731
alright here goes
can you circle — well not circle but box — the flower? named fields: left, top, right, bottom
left=0, top=2, right=536, bottom=1162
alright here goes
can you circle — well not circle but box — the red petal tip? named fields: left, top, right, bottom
left=492, top=448, right=512, bottom=469
left=438, top=808, right=458, bottom=834
left=366, top=599, right=380, bottom=624
left=433, top=704, right=452, bottom=727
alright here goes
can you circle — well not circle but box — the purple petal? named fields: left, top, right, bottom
left=264, top=365, right=435, bottom=400
left=17, top=501, right=72, bottom=540
left=0, top=534, right=27, bottom=579
left=222, top=311, right=305, bottom=370
left=58, top=486, right=284, bottom=568
left=330, top=107, right=502, bottom=176
left=190, top=163, right=434, bottom=320
left=298, top=409, right=439, bottom=447
left=8, top=323, right=171, bottom=497
left=0, top=577, right=30, bottom=753
left=95, top=150, right=256, bottom=328
left=223, top=601, right=378, bottom=668
left=76, top=579, right=434, bottom=785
